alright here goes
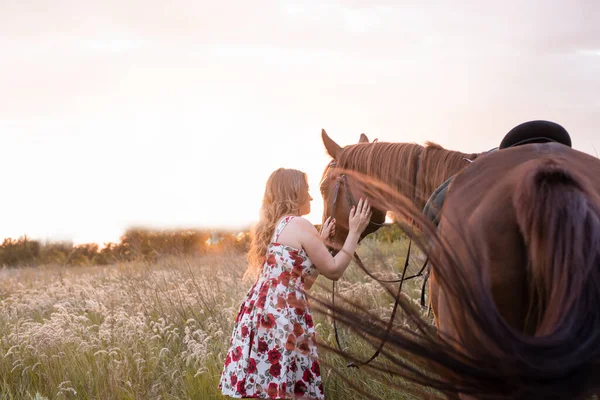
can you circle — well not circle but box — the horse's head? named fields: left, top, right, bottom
left=319, top=129, right=387, bottom=253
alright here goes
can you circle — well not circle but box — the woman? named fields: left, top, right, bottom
left=219, top=168, right=371, bottom=399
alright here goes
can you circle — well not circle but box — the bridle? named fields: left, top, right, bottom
left=325, top=159, right=429, bottom=368
left=328, top=160, right=386, bottom=232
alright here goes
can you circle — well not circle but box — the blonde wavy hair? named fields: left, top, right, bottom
left=245, top=168, right=309, bottom=280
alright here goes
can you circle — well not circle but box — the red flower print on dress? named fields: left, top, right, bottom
left=292, top=263, right=303, bottom=278
left=269, top=362, right=282, bottom=377
left=298, top=340, right=310, bottom=355
left=289, top=250, right=304, bottom=267
left=231, top=346, right=243, bottom=362
left=293, top=323, right=304, bottom=336
left=267, top=382, right=278, bottom=398
left=294, top=380, right=307, bottom=396
left=305, top=314, right=314, bottom=328
left=294, top=304, right=306, bottom=315
left=244, top=300, right=254, bottom=314
left=231, top=374, right=238, bottom=386
left=279, top=383, right=287, bottom=397
left=261, top=313, right=276, bottom=329
left=257, top=294, right=267, bottom=309
left=277, top=270, right=291, bottom=286
left=303, top=369, right=313, bottom=383
left=311, top=361, right=320, bottom=375
left=247, top=358, right=257, bottom=374
left=285, top=334, right=296, bottom=351
left=288, top=292, right=302, bottom=308
left=224, top=353, right=231, bottom=367
left=259, top=284, right=269, bottom=295
left=267, top=253, right=276, bottom=266
left=235, top=308, right=244, bottom=323
left=268, top=348, right=282, bottom=364
left=241, top=326, right=249, bottom=337
left=276, top=295, right=286, bottom=309
left=258, top=339, right=268, bottom=353
left=236, top=378, right=247, bottom=396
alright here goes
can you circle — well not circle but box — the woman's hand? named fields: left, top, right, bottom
left=348, top=198, right=372, bottom=235
left=320, top=217, right=336, bottom=241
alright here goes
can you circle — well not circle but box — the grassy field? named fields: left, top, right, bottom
left=0, top=237, right=433, bottom=399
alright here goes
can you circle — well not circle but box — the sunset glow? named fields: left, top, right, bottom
left=1, top=1, right=599, bottom=244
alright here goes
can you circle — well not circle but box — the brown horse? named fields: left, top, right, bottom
left=320, top=129, right=480, bottom=250
left=428, top=142, right=600, bottom=399
left=317, top=142, right=600, bottom=399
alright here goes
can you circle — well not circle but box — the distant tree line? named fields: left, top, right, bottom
left=0, top=224, right=407, bottom=268
left=0, top=228, right=251, bottom=268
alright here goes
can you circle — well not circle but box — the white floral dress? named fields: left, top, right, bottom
left=219, top=216, right=324, bottom=399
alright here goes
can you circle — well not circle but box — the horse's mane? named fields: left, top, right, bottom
left=336, top=141, right=480, bottom=209
left=419, top=142, right=479, bottom=207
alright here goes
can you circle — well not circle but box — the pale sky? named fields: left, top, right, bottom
left=1, top=0, right=599, bottom=244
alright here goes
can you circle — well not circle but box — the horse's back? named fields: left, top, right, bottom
left=430, top=143, right=600, bottom=398
left=435, top=143, right=600, bottom=330
left=446, top=143, right=600, bottom=221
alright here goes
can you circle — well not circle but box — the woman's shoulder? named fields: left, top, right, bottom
left=276, top=216, right=317, bottom=243
left=287, top=218, right=320, bottom=244
left=287, top=216, right=316, bottom=230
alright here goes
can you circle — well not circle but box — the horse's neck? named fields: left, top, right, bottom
left=365, top=144, right=475, bottom=211
left=417, top=147, right=476, bottom=208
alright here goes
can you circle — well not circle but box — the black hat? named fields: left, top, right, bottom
left=499, top=120, right=572, bottom=149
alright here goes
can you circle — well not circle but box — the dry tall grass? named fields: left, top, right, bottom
left=0, top=237, right=431, bottom=399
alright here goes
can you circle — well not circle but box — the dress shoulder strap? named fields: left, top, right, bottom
left=271, top=216, right=295, bottom=243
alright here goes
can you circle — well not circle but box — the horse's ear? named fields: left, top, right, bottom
left=359, top=133, right=369, bottom=143
left=322, top=129, right=342, bottom=159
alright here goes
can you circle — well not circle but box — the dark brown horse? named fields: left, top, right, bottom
left=317, top=142, right=600, bottom=399
left=320, top=129, right=480, bottom=250
left=428, top=143, right=600, bottom=399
